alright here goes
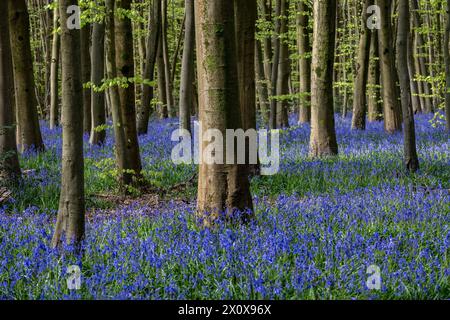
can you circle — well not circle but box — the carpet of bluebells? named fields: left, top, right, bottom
left=0, top=114, right=449, bottom=299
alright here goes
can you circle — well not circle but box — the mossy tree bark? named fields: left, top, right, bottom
left=51, top=0, right=85, bottom=248
left=0, top=0, right=21, bottom=180
left=195, top=0, right=253, bottom=226
left=309, top=0, right=338, bottom=157
left=8, top=0, right=45, bottom=153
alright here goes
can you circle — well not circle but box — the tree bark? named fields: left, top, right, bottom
left=195, top=0, right=253, bottom=225
left=49, top=7, right=60, bottom=129
left=51, top=0, right=85, bottom=248
left=377, top=0, right=402, bottom=133
left=89, top=21, right=106, bottom=145
left=396, top=0, right=419, bottom=172
left=269, top=0, right=281, bottom=129
left=276, top=0, right=290, bottom=128
left=367, top=29, right=382, bottom=121
left=445, top=0, right=450, bottom=130
left=309, top=0, right=338, bottom=157
left=161, top=0, right=175, bottom=117
left=0, top=0, right=21, bottom=180
left=8, top=0, right=45, bottom=152
left=137, top=0, right=161, bottom=134
left=179, top=0, right=195, bottom=133
left=255, top=40, right=270, bottom=126
left=81, top=24, right=91, bottom=133
left=351, top=0, right=372, bottom=130
left=115, top=0, right=142, bottom=180
left=297, top=0, right=311, bottom=124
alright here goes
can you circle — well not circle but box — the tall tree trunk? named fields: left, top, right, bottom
left=0, top=0, right=21, bottom=180
left=255, top=39, right=270, bottom=126
left=89, top=21, right=106, bottom=145
left=105, top=0, right=132, bottom=186
left=235, top=0, right=257, bottom=131
left=351, top=0, right=371, bottom=130
left=411, top=0, right=433, bottom=113
left=258, top=0, right=272, bottom=83
left=115, top=0, right=142, bottom=181
left=396, top=0, right=419, bottom=172
left=81, top=24, right=91, bottom=133
left=161, top=0, right=175, bottom=117
left=407, top=22, right=421, bottom=115
left=195, top=0, right=253, bottom=225
left=269, top=0, right=281, bottom=129
left=157, top=32, right=168, bottom=118
left=367, top=29, right=382, bottom=121
left=309, top=0, right=338, bottom=157
left=179, top=0, right=195, bottom=133
left=377, top=0, right=402, bottom=133
left=8, top=0, right=45, bottom=152
left=297, top=0, right=311, bottom=124
left=445, top=0, right=450, bottom=130
left=49, top=7, right=60, bottom=129
left=276, top=0, right=290, bottom=128
left=137, top=0, right=161, bottom=134
left=51, top=0, right=85, bottom=248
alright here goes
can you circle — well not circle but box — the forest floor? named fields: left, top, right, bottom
left=0, top=113, right=449, bottom=299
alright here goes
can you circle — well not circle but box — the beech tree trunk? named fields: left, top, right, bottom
left=276, top=0, right=290, bottom=128
left=137, top=0, right=161, bottom=134
left=351, top=0, right=371, bottom=130
left=367, top=29, right=382, bottom=122
left=115, top=0, right=142, bottom=180
left=377, top=0, right=402, bottom=133
left=49, top=7, right=60, bottom=129
left=445, top=0, right=450, bottom=130
left=81, top=24, right=91, bottom=133
left=269, top=0, right=281, bottom=129
left=105, top=0, right=133, bottom=186
left=396, top=0, right=419, bottom=172
left=179, top=0, right=195, bottom=133
left=89, top=20, right=106, bottom=145
left=52, top=0, right=85, bottom=248
left=195, top=0, right=253, bottom=225
left=0, top=0, right=21, bottom=180
left=309, top=0, right=338, bottom=157
left=255, top=39, right=270, bottom=126
left=161, top=0, right=175, bottom=117
left=297, top=0, right=311, bottom=124
left=8, top=0, right=45, bottom=152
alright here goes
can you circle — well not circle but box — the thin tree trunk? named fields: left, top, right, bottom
left=407, top=21, right=421, bottom=115
left=367, top=29, right=382, bottom=121
left=51, top=0, right=85, bottom=248
left=137, top=0, right=161, bottom=134
left=49, top=7, right=60, bottom=129
left=396, top=0, right=419, bottom=172
left=195, top=0, right=253, bottom=225
left=269, top=0, right=281, bottom=129
left=445, top=0, right=450, bottom=130
left=8, top=0, right=45, bottom=152
left=161, top=0, right=175, bottom=117
left=351, top=0, right=372, bottom=130
left=89, top=21, right=106, bottom=145
left=179, top=0, right=194, bottom=133
left=157, top=32, right=168, bottom=118
left=255, top=40, right=270, bottom=126
left=276, top=0, right=290, bottom=128
left=297, top=0, right=311, bottom=124
left=309, top=0, right=338, bottom=157
left=0, top=0, right=21, bottom=179
left=81, top=24, right=91, bottom=133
